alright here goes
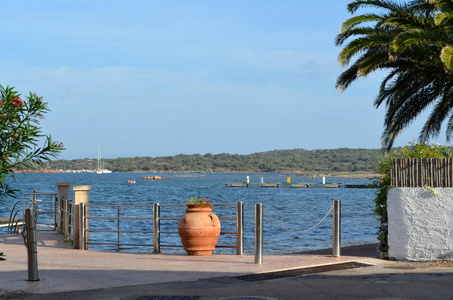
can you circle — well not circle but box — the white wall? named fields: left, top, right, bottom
left=388, top=188, right=453, bottom=261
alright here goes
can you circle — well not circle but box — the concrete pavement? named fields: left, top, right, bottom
left=1, top=231, right=453, bottom=299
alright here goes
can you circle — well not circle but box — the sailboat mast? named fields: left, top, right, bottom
left=97, top=145, right=100, bottom=171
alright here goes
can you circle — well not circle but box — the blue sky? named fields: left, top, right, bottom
left=0, top=0, right=442, bottom=159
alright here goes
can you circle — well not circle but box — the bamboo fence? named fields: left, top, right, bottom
left=390, top=158, right=453, bottom=187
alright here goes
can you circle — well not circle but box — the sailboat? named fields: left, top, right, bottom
left=96, top=146, right=112, bottom=174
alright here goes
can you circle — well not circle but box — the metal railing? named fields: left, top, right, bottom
left=22, top=190, right=58, bottom=230
left=81, top=204, right=154, bottom=251
left=153, top=202, right=244, bottom=254
left=79, top=202, right=244, bottom=254
left=6, top=199, right=35, bottom=234
left=5, top=191, right=57, bottom=234
left=253, top=200, right=342, bottom=264
left=56, top=197, right=73, bottom=238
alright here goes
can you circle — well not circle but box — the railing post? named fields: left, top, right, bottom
left=255, top=203, right=263, bottom=264
left=72, top=185, right=91, bottom=249
left=56, top=196, right=62, bottom=233
left=117, top=206, right=120, bottom=252
left=79, top=203, right=87, bottom=250
left=25, top=209, right=39, bottom=281
left=332, top=200, right=341, bottom=257
left=236, top=201, right=244, bottom=255
left=32, top=189, right=38, bottom=204
left=62, top=199, right=66, bottom=237
left=32, top=190, right=38, bottom=223
left=64, top=200, right=70, bottom=238
left=69, top=201, right=73, bottom=237
left=153, top=203, right=161, bottom=253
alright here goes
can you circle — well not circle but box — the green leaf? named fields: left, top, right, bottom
left=391, top=30, right=427, bottom=55
left=440, top=45, right=453, bottom=71
left=340, top=14, right=383, bottom=34
left=434, top=12, right=448, bottom=25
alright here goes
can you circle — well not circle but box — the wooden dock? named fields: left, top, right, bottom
left=228, top=183, right=249, bottom=188
left=225, top=183, right=371, bottom=189
left=289, top=183, right=308, bottom=188
left=261, top=183, right=279, bottom=188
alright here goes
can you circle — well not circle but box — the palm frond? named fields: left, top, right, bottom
left=440, top=45, right=453, bottom=71
left=347, top=0, right=406, bottom=14
left=419, top=88, right=453, bottom=141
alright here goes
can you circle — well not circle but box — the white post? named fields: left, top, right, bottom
left=236, top=201, right=244, bottom=255
left=255, top=203, right=263, bottom=264
left=333, top=200, right=341, bottom=257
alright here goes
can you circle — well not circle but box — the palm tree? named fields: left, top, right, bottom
left=391, top=0, right=453, bottom=70
left=336, top=0, right=453, bottom=150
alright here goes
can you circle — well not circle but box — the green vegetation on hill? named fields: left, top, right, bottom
left=41, top=148, right=385, bottom=173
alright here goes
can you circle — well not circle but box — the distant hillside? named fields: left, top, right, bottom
left=40, top=148, right=385, bottom=173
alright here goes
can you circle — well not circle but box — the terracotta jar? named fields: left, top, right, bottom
left=178, top=205, right=221, bottom=255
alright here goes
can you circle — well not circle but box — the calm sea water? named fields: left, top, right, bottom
left=0, top=172, right=378, bottom=254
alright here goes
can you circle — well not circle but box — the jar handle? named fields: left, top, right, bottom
left=209, top=214, right=218, bottom=227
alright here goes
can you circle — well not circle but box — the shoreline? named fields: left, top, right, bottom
left=14, top=170, right=64, bottom=173
left=15, top=170, right=378, bottom=178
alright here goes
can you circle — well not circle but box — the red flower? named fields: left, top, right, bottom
left=12, top=97, right=22, bottom=107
